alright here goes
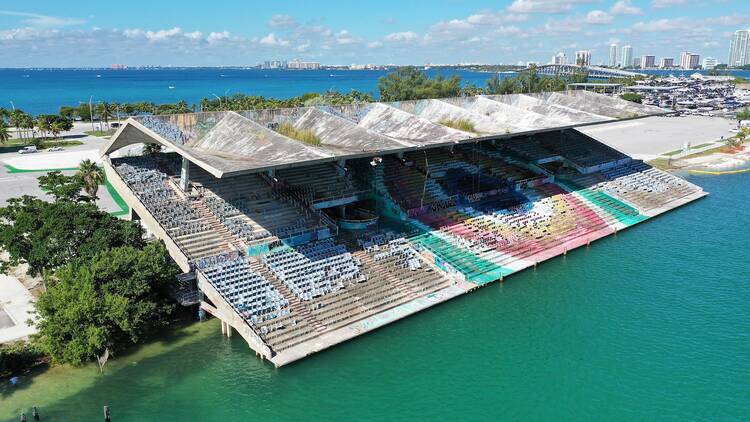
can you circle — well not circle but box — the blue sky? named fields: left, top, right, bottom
left=0, top=0, right=748, bottom=67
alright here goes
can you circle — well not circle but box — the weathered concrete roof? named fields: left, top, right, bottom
left=101, top=91, right=670, bottom=177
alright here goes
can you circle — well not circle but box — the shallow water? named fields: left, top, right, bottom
left=2, top=172, right=749, bottom=421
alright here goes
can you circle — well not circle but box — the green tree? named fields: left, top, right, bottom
left=621, top=92, right=643, bottom=103
left=0, top=121, right=9, bottom=144
left=378, top=67, right=462, bottom=101
left=736, top=107, right=750, bottom=121
left=77, top=159, right=105, bottom=199
left=35, top=242, right=179, bottom=365
left=38, top=170, right=84, bottom=202
left=0, top=196, right=144, bottom=275
left=50, top=120, right=64, bottom=139
left=9, top=110, right=27, bottom=142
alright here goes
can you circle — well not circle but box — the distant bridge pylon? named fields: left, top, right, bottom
left=533, top=64, right=646, bottom=79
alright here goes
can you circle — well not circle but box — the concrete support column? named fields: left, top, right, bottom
left=226, top=324, right=232, bottom=337
left=221, top=320, right=226, bottom=336
left=179, top=156, right=190, bottom=191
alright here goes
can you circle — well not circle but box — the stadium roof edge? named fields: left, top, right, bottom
left=101, top=91, right=671, bottom=178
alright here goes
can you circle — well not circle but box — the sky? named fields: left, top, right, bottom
left=0, top=0, right=748, bottom=67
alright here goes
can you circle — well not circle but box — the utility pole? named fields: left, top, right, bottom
left=89, top=96, right=95, bottom=132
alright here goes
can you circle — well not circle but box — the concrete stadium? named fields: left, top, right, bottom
left=100, top=90, right=706, bottom=367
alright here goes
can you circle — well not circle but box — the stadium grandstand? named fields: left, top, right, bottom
left=101, top=90, right=706, bottom=367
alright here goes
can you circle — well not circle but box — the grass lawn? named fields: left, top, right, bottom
left=0, top=139, right=84, bottom=154
left=662, top=142, right=720, bottom=157
left=84, top=130, right=114, bottom=138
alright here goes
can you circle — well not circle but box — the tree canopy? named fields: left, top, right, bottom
left=621, top=92, right=643, bottom=104
left=0, top=196, right=144, bottom=275
left=35, top=242, right=179, bottom=365
left=378, top=67, right=462, bottom=101
left=37, top=170, right=84, bottom=202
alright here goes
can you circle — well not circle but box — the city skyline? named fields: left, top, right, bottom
left=0, top=0, right=748, bottom=67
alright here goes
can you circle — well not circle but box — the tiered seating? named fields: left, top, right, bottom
left=113, top=155, right=227, bottom=258
left=461, top=148, right=540, bottom=185
left=276, top=163, right=363, bottom=204
left=198, top=255, right=290, bottom=332
left=262, top=239, right=364, bottom=301
left=591, top=162, right=700, bottom=211
left=380, top=157, right=450, bottom=210
left=499, top=136, right=559, bottom=162
left=538, top=131, right=627, bottom=169
left=190, top=167, right=327, bottom=243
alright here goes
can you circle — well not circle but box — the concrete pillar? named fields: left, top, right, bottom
left=179, top=156, right=190, bottom=191
left=220, top=320, right=226, bottom=336
left=226, top=323, right=232, bottom=337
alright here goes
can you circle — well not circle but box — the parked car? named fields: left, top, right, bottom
left=48, top=146, right=64, bottom=152
left=18, top=146, right=38, bottom=154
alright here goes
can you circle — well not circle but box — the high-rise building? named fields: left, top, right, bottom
left=640, top=55, right=656, bottom=69
left=632, top=57, right=641, bottom=69
left=609, top=44, right=618, bottom=67
left=575, top=50, right=592, bottom=66
left=287, top=59, right=320, bottom=70
left=551, top=52, right=567, bottom=65
left=728, top=29, right=750, bottom=67
left=679, top=52, right=700, bottom=69
left=660, top=58, right=674, bottom=69
left=702, top=57, right=719, bottom=69
left=621, top=45, right=633, bottom=69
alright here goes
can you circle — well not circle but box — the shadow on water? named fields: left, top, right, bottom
left=0, top=317, right=220, bottom=420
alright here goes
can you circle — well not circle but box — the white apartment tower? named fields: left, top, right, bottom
left=679, top=52, right=700, bottom=69
left=551, top=52, right=567, bottom=65
left=702, top=57, right=719, bottom=69
left=575, top=50, right=592, bottom=66
left=621, top=45, right=633, bottom=68
left=609, top=44, right=618, bottom=67
left=728, top=29, right=750, bottom=67
left=660, top=58, right=674, bottom=69
left=640, top=55, right=656, bottom=69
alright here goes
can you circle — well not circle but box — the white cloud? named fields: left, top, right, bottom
left=184, top=31, right=203, bottom=40
left=0, top=10, right=85, bottom=27
left=507, top=0, right=595, bottom=14
left=651, top=0, right=687, bottom=8
left=585, top=10, right=613, bottom=24
left=268, top=14, right=298, bottom=29
left=367, top=41, right=383, bottom=49
left=259, top=32, right=290, bottom=47
left=206, top=31, right=230, bottom=44
left=611, top=0, right=643, bottom=15
left=384, top=31, right=417, bottom=42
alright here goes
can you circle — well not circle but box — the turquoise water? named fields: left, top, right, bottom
left=2, top=173, right=749, bottom=421
left=3, top=68, right=748, bottom=116
left=0, top=68, right=495, bottom=115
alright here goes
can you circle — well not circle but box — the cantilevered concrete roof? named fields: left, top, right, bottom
left=102, top=91, right=670, bottom=178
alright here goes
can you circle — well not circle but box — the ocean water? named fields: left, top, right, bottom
left=0, top=68, right=496, bottom=116
left=2, top=172, right=748, bottom=421
left=1, top=68, right=748, bottom=117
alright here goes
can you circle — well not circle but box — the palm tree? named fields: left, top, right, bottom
left=77, top=159, right=105, bottom=199
left=36, top=116, right=52, bottom=139
left=50, top=121, right=64, bottom=139
left=97, top=102, right=112, bottom=131
left=9, top=110, right=26, bottom=142
left=0, top=121, right=10, bottom=145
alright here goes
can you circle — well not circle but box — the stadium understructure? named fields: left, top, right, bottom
left=101, top=91, right=707, bottom=367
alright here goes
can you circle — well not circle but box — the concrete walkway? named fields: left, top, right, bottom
left=578, top=115, right=736, bottom=160
left=0, top=274, right=37, bottom=344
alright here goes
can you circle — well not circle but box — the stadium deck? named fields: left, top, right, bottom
left=101, top=91, right=706, bottom=367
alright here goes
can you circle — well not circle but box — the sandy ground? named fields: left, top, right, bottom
left=0, top=273, right=38, bottom=343
left=578, top=115, right=737, bottom=160
left=679, top=146, right=750, bottom=171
